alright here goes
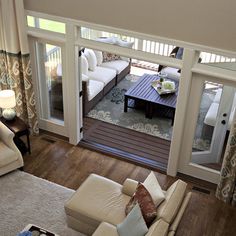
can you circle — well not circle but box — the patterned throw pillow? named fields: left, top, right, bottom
left=102, top=51, right=121, bottom=62
left=125, top=183, right=157, bottom=227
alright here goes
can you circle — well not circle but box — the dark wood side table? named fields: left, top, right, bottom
left=0, top=116, right=31, bottom=154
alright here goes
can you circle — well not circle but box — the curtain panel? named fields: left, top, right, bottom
left=216, top=121, right=236, bottom=206
left=0, top=0, right=38, bottom=134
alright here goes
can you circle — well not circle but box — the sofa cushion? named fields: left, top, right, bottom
left=155, top=180, right=187, bottom=224
left=101, top=60, right=129, bottom=74
left=94, top=50, right=103, bottom=66
left=145, top=219, right=169, bottom=236
left=88, top=80, right=104, bottom=101
left=88, top=66, right=116, bottom=86
left=143, top=171, right=165, bottom=207
left=117, top=204, right=148, bottom=236
left=65, top=174, right=130, bottom=228
left=0, top=142, right=18, bottom=167
left=126, top=183, right=157, bottom=227
left=84, top=49, right=97, bottom=71
left=92, top=222, right=119, bottom=236
left=161, top=67, right=180, bottom=81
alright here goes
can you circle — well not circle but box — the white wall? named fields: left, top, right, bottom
left=24, top=0, right=236, bottom=53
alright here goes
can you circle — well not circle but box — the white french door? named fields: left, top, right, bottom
left=29, top=37, right=69, bottom=136
left=179, top=73, right=236, bottom=183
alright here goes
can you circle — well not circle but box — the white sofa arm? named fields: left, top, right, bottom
left=122, top=178, right=139, bottom=197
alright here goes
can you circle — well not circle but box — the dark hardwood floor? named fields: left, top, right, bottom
left=82, top=117, right=170, bottom=170
left=23, top=133, right=236, bottom=236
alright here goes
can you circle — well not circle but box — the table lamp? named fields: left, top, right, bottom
left=0, top=90, right=16, bottom=120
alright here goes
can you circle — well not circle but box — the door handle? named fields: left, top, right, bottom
left=221, top=120, right=226, bottom=125
left=223, top=113, right=227, bottom=117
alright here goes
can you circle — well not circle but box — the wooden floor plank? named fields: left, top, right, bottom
left=83, top=117, right=170, bottom=167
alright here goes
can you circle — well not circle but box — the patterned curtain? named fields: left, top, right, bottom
left=0, top=0, right=38, bottom=134
left=216, top=121, right=236, bottom=206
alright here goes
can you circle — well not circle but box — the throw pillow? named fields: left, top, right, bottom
left=93, top=50, right=103, bottom=65
left=102, top=51, right=121, bottom=62
left=117, top=204, right=148, bottom=236
left=116, top=38, right=134, bottom=48
left=125, top=183, right=157, bottom=227
left=83, top=49, right=97, bottom=71
left=80, top=55, right=89, bottom=75
left=143, top=171, right=165, bottom=207
left=96, top=36, right=117, bottom=44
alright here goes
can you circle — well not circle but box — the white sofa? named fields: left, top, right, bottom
left=0, top=121, right=23, bottom=176
left=82, top=49, right=131, bottom=115
left=204, top=88, right=236, bottom=130
left=65, top=174, right=191, bottom=236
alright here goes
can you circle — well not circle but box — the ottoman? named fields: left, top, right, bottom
left=64, top=174, right=131, bottom=235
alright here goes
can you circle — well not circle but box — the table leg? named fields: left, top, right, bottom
left=149, top=103, right=153, bottom=119
left=145, top=102, right=149, bottom=118
left=26, top=131, right=31, bottom=154
left=171, top=109, right=176, bottom=126
left=124, top=96, right=128, bottom=112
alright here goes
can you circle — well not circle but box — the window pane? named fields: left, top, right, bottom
left=27, top=15, right=65, bottom=34
left=39, top=19, right=65, bottom=34
left=27, top=16, right=35, bottom=27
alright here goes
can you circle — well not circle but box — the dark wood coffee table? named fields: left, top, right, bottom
left=124, top=74, right=178, bottom=125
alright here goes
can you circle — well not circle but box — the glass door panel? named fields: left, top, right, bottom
left=36, top=42, right=64, bottom=123
left=191, top=80, right=236, bottom=172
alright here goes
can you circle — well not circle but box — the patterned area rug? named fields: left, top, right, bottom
left=87, top=74, right=215, bottom=151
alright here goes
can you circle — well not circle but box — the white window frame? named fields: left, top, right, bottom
left=25, top=10, right=236, bottom=182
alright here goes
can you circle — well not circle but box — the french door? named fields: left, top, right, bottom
left=29, top=37, right=68, bottom=136
left=179, top=73, right=236, bottom=183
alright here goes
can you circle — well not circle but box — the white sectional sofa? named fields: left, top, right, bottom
left=82, top=49, right=131, bottom=115
left=65, top=174, right=191, bottom=236
left=204, top=88, right=236, bottom=130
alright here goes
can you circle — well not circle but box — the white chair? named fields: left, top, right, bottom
left=0, top=121, right=23, bottom=176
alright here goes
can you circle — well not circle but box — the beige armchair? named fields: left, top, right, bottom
left=0, top=121, right=23, bottom=176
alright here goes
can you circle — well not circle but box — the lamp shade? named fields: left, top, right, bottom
left=0, top=90, right=16, bottom=109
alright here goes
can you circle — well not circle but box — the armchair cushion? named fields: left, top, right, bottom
left=143, top=171, right=165, bottom=207
left=0, top=142, right=18, bottom=167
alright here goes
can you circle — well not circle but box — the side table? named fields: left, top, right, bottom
left=0, top=116, right=31, bottom=154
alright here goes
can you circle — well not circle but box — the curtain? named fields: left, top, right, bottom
left=216, top=120, right=236, bottom=206
left=0, top=0, right=38, bottom=134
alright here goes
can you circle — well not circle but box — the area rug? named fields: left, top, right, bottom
left=0, top=171, right=84, bottom=236
left=87, top=74, right=215, bottom=151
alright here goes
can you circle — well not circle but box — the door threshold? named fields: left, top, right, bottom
left=79, top=139, right=167, bottom=173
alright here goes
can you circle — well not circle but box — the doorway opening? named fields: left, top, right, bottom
left=80, top=46, right=181, bottom=170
